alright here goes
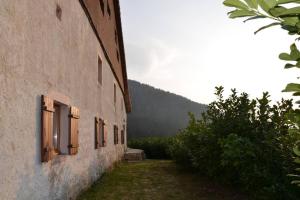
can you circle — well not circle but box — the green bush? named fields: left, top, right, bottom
left=128, top=137, right=172, bottom=159
left=169, top=87, right=300, bottom=199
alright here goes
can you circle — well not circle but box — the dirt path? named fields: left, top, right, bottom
left=78, top=160, right=248, bottom=200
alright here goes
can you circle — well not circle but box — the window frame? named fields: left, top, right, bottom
left=95, top=117, right=106, bottom=149
left=98, top=56, right=102, bottom=85
left=41, top=95, right=80, bottom=162
left=114, top=84, right=116, bottom=106
left=116, top=49, right=120, bottom=62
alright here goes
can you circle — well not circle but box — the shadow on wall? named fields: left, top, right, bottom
left=15, top=96, right=74, bottom=199
left=15, top=96, right=126, bottom=199
left=16, top=95, right=49, bottom=199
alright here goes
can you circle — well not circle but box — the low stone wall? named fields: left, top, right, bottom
left=124, top=149, right=145, bottom=161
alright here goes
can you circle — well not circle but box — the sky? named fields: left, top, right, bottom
left=119, top=0, right=298, bottom=105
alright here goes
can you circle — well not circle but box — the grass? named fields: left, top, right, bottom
left=77, top=160, right=248, bottom=200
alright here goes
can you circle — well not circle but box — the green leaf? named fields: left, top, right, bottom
left=290, top=43, right=300, bottom=60
left=294, top=145, right=300, bottom=156
left=279, top=53, right=293, bottom=61
left=258, top=0, right=277, bottom=13
left=284, top=61, right=300, bottom=69
left=279, top=6, right=300, bottom=16
left=295, top=168, right=300, bottom=172
left=269, top=6, right=288, bottom=17
left=229, top=9, right=256, bottom=18
left=288, top=174, right=300, bottom=178
left=291, top=180, right=300, bottom=184
left=245, top=0, right=258, bottom=9
left=254, top=22, right=281, bottom=34
left=282, top=17, right=300, bottom=26
left=223, top=0, right=249, bottom=9
left=285, top=63, right=297, bottom=68
left=282, top=83, right=300, bottom=93
left=277, top=0, right=300, bottom=5
left=282, top=25, right=299, bottom=34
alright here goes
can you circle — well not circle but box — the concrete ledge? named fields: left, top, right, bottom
left=124, top=148, right=145, bottom=161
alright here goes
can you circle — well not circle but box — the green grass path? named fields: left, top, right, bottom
left=78, top=160, right=248, bottom=200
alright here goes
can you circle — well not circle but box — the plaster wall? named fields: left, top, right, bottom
left=0, top=0, right=127, bottom=199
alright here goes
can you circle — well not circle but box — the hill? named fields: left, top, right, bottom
left=127, top=80, right=207, bottom=138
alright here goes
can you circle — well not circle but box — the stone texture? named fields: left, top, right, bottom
left=0, top=0, right=128, bottom=199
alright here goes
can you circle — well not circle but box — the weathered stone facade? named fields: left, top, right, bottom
left=0, top=0, right=130, bottom=199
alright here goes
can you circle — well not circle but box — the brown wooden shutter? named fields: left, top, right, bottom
left=41, top=95, right=55, bottom=162
left=114, top=125, right=116, bottom=144
left=95, top=117, right=100, bottom=149
left=69, top=106, right=79, bottom=155
left=121, top=130, right=124, bottom=144
left=103, top=125, right=107, bottom=147
left=116, top=126, right=119, bottom=144
left=114, top=125, right=119, bottom=145
left=100, top=119, right=105, bottom=147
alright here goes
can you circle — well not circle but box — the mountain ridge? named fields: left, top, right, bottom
left=127, top=80, right=207, bottom=138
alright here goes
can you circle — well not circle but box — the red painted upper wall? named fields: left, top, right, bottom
left=80, top=0, right=131, bottom=112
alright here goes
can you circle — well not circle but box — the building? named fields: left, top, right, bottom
left=0, top=0, right=131, bottom=199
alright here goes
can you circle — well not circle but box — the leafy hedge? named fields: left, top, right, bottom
left=128, top=137, right=172, bottom=159
left=169, top=87, right=300, bottom=199
left=222, top=0, right=300, bottom=193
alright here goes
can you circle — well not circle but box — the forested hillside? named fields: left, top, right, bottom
left=128, top=80, right=207, bottom=138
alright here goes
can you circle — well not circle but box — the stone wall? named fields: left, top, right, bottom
left=0, top=0, right=127, bottom=199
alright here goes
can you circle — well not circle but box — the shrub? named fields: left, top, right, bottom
left=169, top=87, right=300, bottom=199
left=128, top=137, right=172, bottom=159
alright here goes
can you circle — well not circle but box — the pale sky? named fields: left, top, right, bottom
left=119, top=0, right=298, bottom=104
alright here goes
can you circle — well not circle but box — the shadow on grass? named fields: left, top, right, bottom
left=77, top=160, right=249, bottom=200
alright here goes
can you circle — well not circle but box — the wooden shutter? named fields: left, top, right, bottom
left=95, top=118, right=105, bottom=149
left=95, top=117, right=100, bottom=149
left=114, top=125, right=118, bottom=145
left=113, top=126, right=116, bottom=144
left=100, top=119, right=105, bottom=147
left=41, top=95, right=55, bottom=162
left=103, top=125, right=107, bottom=147
left=116, top=126, right=119, bottom=144
left=121, top=130, right=124, bottom=144
left=69, top=106, right=79, bottom=155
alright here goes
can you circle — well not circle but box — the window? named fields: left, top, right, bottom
left=41, top=95, right=80, bottom=162
left=107, top=2, right=111, bottom=18
left=114, top=125, right=118, bottom=145
left=116, top=50, right=120, bottom=62
left=98, top=57, right=102, bottom=85
left=95, top=117, right=106, bottom=149
left=53, top=104, right=61, bottom=153
left=114, top=84, right=116, bottom=106
left=52, top=102, right=70, bottom=155
left=56, top=4, right=62, bottom=21
left=121, top=98, right=123, bottom=111
left=121, top=128, right=125, bottom=145
left=115, top=29, right=118, bottom=44
left=99, top=0, right=105, bottom=15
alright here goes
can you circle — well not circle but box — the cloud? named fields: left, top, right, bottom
left=125, top=38, right=180, bottom=81
left=125, top=42, right=152, bottom=75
